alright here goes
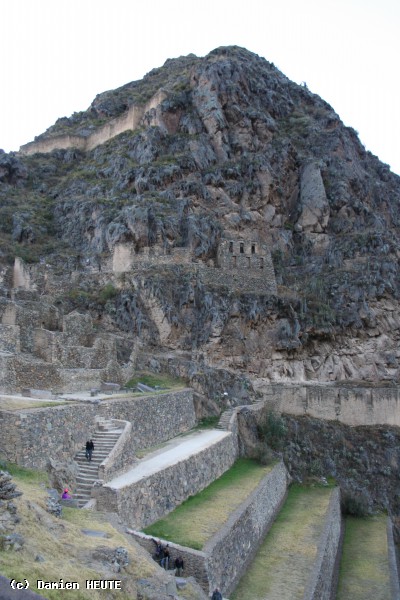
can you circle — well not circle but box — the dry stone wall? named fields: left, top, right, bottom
left=302, top=487, right=342, bottom=600
left=0, top=355, right=16, bottom=394
left=130, top=461, right=289, bottom=596
left=0, top=389, right=195, bottom=470
left=129, top=532, right=209, bottom=591
left=19, top=90, right=167, bottom=156
left=0, top=325, right=20, bottom=353
left=206, top=460, right=289, bottom=597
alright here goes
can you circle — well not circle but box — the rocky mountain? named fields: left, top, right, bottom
left=1, top=45, right=400, bottom=405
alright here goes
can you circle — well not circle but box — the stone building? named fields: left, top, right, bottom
left=217, top=239, right=271, bottom=271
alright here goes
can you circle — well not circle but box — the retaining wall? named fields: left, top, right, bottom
left=206, top=460, right=289, bottom=597
left=262, top=383, right=400, bottom=427
left=130, top=460, right=289, bottom=595
left=128, top=532, right=209, bottom=590
left=19, top=90, right=167, bottom=156
left=0, top=389, right=195, bottom=470
left=302, top=487, right=342, bottom=600
left=95, top=431, right=238, bottom=528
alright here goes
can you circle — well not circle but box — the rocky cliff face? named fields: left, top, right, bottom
left=1, top=45, right=400, bottom=403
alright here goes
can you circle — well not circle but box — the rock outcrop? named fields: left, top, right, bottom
left=0, top=45, right=400, bottom=403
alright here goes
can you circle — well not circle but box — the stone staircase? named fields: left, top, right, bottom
left=74, top=422, right=123, bottom=508
left=216, top=408, right=235, bottom=430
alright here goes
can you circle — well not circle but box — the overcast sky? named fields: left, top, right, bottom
left=1, top=0, right=399, bottom=175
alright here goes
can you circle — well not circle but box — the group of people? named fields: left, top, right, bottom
left=152, top=539, right=184, bottom=575
left=152, top=539, right=222, bottom=597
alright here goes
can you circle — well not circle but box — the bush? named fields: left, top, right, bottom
left=257, top=410, right=287, bottom=451
left=98, top=283, right=118, bottom=304
left=341, top=491, right=371, bottom=517
left=253, top=444, right=276, bottom=466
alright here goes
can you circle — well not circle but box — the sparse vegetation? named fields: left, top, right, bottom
left=125, top=371, right=185, bottom=390
left=257, top=410, right=287, bottom=451
left=0, top=463, right=174, bottom=600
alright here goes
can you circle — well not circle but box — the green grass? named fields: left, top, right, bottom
left=125, top=371, right=185, bottom=390
left=143, top=458, right=273, bottom=549
left=232, top=484, right=334, bottom=600
left=194, top=415, right=221, bottom=429
left=337, top=514, right=391, bottom=600
left=1, top=462, right=49, bottom=486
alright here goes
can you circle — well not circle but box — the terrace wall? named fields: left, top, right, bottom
left=262, top=383, right=400, bottom=427
left=0, top=389, right=195, bottom=470
left=303, top=487, right=342, bottom=600
left=130, top=460, right=289, bottom=596
left=95, top=431, right=238, bottom=528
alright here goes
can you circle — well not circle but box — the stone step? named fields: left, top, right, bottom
left=216, top=409, right=235, bottom=430
left=76, top=453, right=109, bottom=459
left=76, top=476, right=96, bottom=484
left=76, top=465, right=98, bottom=472
left=74, top=424, right=123, bottom=509
left=77, top=483, right=95, bottom=490
left=76, top=452, right=111, bottom=459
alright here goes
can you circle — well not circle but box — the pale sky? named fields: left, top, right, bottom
left=1, top=0, right=399, bottom=175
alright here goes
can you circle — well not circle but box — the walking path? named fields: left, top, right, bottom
left=232, top=485, right=333, bottom=600
left=105, top=429, right=231, bottom=489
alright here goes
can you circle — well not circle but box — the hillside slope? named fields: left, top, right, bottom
left=1, top=45, right=400, bottom=402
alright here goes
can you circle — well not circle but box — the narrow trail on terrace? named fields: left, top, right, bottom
left=105, top=429, right=231, bottom=489
left=232, top=485, right=333, bottom=600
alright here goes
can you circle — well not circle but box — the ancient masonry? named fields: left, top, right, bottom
left=110, top=238, right=277, bottom=295
left=0, top=238, right=277, bottom=396
left=19, top=90, right=168, bottom=155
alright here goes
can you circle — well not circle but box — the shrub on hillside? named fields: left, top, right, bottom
left=341, top=490, right=371, bottom=517
left=257, top=410, right=287, bottom=451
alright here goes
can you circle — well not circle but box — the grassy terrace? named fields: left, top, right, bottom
left=143, top=458, right=273, bottom=549
left=125, top=371, right=186, bottom=391
left=337, top=514, right=391, bottom=600
left=0, top=397, right=67, bottom=411
left=232, top=484, right=334, bottom=600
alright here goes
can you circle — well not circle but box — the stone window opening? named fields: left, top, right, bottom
left=247, top=257, right=251, bottom=267
left=240, top=242, right=244, bottom=254
left=251, top=244, right=256, bottom=255
left=229, top=242, right=233, bottom=253
left=260, top=258, right=264, bottom=269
